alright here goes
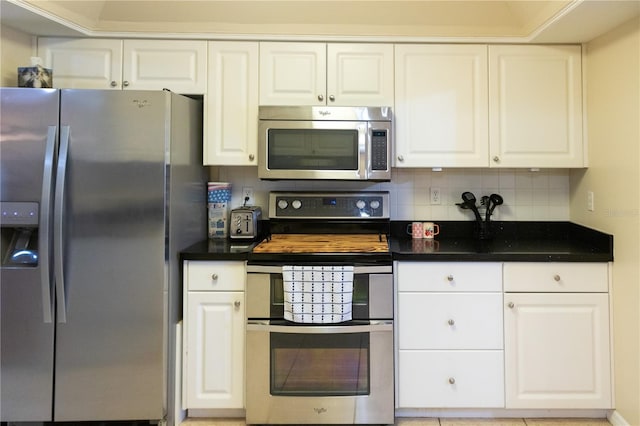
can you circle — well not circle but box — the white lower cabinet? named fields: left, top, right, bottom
left=399, top=350, right=504, bottom=408
left=183, top=261, right=245, bottom=410
left=503, top=263, right=612, bottom=409
left=396, top=262, right=504, bottom=408
left=397, top=261, right=613, bottom=411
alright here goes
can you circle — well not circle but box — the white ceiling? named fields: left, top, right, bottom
left=1, top=0, right=639, bottom=42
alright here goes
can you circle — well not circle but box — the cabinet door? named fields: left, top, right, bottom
left=327, top=43, right=394, bottom=106
left=185, top=291, right=244, bottom=409
left=204, top=41, right=258, bottom=165
left=259, top=42, right=326, bottom=105
left=488, top=45, right=583, bottom=167
left=504, top=293, right=612, bottom=408
left=122, top=40, right=206, bottom=93
left=395, top=44, right=489, bottom=167
left=38, top=38, right=122, bottom=89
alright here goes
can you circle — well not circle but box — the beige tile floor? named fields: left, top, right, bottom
left=181, top=417, right=612, bottom=426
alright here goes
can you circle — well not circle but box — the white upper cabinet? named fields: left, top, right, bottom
left=488, top=45, right=584, bottom=168
left=259, top=42, right=394, bottom=106
left=38, top=38, right=206, bottom=93
left=123, top=40, right=206, bottom=93
left=204, top=41, right=259, bottom=166
left=394, top=44, right=489, bottom=167
left=38, top=38, right=122, bottom=89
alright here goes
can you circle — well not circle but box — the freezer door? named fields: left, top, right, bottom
left=0, top=88, right=58, bottom=421
left=53, top=90, right=167, bottom=421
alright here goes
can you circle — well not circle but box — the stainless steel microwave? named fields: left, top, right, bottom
left=258, top=106, right=392, bottom=181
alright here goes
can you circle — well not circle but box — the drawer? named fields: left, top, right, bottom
left=185, top=260, right=245, bottom=291
left=398, top=350, right=504, bottom=408
left=397, top=262, right=502, bottom=292
left=398, top=292, right=503, bottom=350
left=504, top=262, right=608, bottom=292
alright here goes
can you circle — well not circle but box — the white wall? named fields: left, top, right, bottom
left=214, top=166, right=570, bottom=222
left=0, top=25, right=34, bottom=87
left=570, top=16, right=640, bottom=426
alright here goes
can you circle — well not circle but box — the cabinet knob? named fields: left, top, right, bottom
left=123, top=81, right=130, bottom=87
left=553, top=274, right=561, bottom=282
left=508, top=302, right=515, bottom=309
left=249, top=154, right=255, bottom=161
left=397, top=155, right=404, bottom=162
left=110, top=81, right=117, bottom=87
left=318, top=94, right=324, bottom=101
left=493, top=156, right=500, bottom=163
left=329, top=95, right=335, bottom=102
left=448, top=377, right=456, bottom=385
left=447, top=275, right=454, bottom=282
left=211, top=273, right=218, bottom=280
left=234, top=300, right=241, bottom=309
left=448, top=319, right=455, bottom=326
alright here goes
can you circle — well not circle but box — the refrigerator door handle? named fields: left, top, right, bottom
left=54, top=125, right=70, bottom=323
left=39, top=125, right=57, bottom=323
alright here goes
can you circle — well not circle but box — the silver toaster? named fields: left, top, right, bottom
left=230, top=206, right=262, bottom=240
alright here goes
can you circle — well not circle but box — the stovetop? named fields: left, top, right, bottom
left=248, top=191, right=392, bottom=265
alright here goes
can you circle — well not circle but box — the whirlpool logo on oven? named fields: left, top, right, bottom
left=313, top=407, right=328, bottom=415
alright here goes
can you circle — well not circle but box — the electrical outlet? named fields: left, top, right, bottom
left=587, top=190, right=594, bottom=212
left=430, top=187, right=441, bottom=205
left=242, top=187, right=254, bottom=206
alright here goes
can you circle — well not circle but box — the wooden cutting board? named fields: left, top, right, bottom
left=252, top=234, right=389, bottom=253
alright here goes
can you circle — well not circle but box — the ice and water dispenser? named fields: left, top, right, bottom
left=1, top=202, right=39, bottom=267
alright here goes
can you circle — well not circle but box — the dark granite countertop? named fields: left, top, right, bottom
left=180, top=221, right=613, bottom=263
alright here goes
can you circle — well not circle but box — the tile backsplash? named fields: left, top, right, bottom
left=214, top=167, right=570, bottom=221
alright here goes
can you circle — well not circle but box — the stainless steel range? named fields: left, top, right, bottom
left=245, top=191, right=394, bottom=425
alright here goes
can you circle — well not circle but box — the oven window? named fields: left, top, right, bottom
left=270, top=332, right=370, bottom=396
left=267, top=129, right=358, bottom=170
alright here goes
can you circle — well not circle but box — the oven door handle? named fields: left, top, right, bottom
left=246, top=320, right=392, bottom=334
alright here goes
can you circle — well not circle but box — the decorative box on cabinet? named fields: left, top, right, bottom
left=38, top=38, right=206, bottom=93
left=503, top=262, right=612, bottom=409
left=182, top=261, right=245, bottom=410
left=204, top=41, right=258, bottom=166
left=394, top=44, right=489, bottom=168
left=396, top=262, right=504, bottom=408
left=259, top=42, right=394, bottom=106
left=488, top=45, right=584, bottom=168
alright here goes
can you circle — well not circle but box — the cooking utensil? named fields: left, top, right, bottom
left=485, top=193, right=504, bottom=221
left=457, top=192, right=482, bottom=222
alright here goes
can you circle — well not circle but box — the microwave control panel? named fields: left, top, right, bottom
left=371, top=130, right=388, bottom=171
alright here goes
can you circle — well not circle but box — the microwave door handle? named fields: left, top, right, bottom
left=359, top=124, right=367, bottom=179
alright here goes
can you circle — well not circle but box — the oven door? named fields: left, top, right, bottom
left=258, top=119, right=367, bottom=180
left=245, top=320, right=394, bottom=425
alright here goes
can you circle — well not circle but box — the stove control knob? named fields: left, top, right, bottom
left=356, top=200, right=366, bottom=209
left=370, top=200, right=380, bottom=209
left=277, top=199, right=289, bottom=210
left=292, top=200, right=302, bottom=209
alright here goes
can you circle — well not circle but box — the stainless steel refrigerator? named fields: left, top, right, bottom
left=0, top=88, right=206, bottom=422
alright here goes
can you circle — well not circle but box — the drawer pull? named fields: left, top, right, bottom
left=211, top=273, right=219, bottom=280
left=448, top=377, right=456, bottom=385
left=553, top=274, right=561, bottom=282
left=448, top=319, right=455, bottom=326
left=234, top=300, right=241, bottom=309
left=508, top=302, right=515, bottom=309
left=446, top=275, right=454, bottom=282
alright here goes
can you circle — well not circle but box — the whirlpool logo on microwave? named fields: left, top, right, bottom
left=318, top=110, right=331, bottom=116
